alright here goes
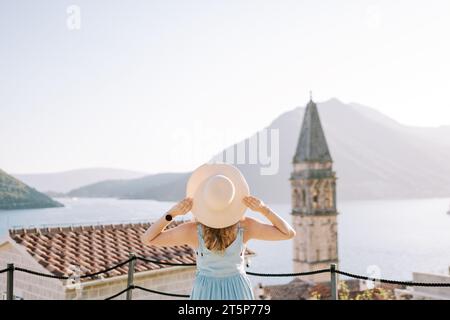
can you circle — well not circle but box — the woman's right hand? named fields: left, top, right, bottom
left=167, top=198, right=193, bottom=217
left=243, top=195, right=267, bottom=213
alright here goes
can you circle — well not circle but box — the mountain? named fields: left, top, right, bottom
left=13, top=168, right=147, bottom=193
left=68, top=172, right=190, bottom=201
left=349, top=102, right=450, bottom=147
left=219, top=98, right=450, bottom=202
left=0, top=169, right=63, bottom=210
left=67, top=98, right=450, bottom=203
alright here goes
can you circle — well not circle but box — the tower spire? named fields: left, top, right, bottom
left=290, top=93, right=338, bottom=283
left=293, top=96, right=332, bottom=163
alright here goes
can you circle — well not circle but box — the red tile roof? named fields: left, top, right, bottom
left=8, top=221, right=253, bottom=282
left=260, top=278, right=315, bottom=300
left=261, top=278, right=401, bottom=300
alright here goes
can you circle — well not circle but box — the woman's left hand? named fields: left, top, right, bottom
left=168, top=198, right=193, bottom=217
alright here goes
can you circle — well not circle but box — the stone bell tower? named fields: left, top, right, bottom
left=290, top=96, right=338, bottom=283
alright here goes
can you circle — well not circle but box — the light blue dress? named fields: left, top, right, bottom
left=190, top=222, right=255, bottom=300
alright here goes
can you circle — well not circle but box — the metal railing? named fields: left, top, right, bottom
left=1, top=255, right=450, bottom=300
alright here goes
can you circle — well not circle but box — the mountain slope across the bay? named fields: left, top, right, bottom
left=0, top=169, right=63, bottom=210
left=68, top=98, right=450, bottom=203
left=217, top=98, right=450, bottom=202
left=13, top=168, right=147, bottom=193
left=68, top=172, right=190, bottom=201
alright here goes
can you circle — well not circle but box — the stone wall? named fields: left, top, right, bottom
left=65, top=267, right=196, bottom=300
left=412, top=272, right=450, bottom=299
left=0, top=242, right=66, bottom=300
left=1, top=240, right=196, bottom=300
left=292, top=215, right=338, bottom=283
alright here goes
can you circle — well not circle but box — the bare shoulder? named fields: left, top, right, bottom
left=240, top=216, right=262, bottom=228
left=173, top=221, right=198, bottom=247
left=240, top=216, right=263, bottom=243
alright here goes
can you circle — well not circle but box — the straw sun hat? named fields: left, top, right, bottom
left=186, top=163, right=250, bottom=229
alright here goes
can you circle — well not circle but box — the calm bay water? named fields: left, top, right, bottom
left=1, top=197, right=450, bottom=286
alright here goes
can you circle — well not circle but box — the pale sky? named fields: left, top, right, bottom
left=1, top=0, right=450, bottom=174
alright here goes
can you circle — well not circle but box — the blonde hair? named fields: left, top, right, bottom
left=201, top=222, right=239, bottom=253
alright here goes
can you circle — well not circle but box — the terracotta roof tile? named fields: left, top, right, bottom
left=9, top=221, right=255, bottom=282
left=261, top=278, right=376, bottom=300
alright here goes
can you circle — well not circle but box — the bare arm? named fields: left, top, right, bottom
left=243, top=196, right=296, bottom=241
left=141, top=198, right=197, bottom=247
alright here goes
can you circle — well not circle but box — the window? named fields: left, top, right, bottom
left=312, top=187, right=319, bottom=208
left=301, top=189, right=306, bottom=208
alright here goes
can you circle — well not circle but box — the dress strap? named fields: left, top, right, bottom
left=196, top=223, right=204, bottom=247
left=237, top=221, right=244, bottom=239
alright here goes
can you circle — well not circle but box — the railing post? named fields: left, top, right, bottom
left=126, top=253, right=136, bottom=300
left=6, top=263, right=14, bottom=301
left=330, top=263, right=338, bottom=300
